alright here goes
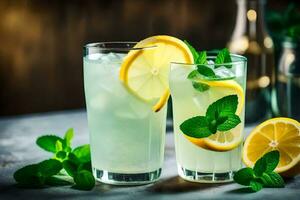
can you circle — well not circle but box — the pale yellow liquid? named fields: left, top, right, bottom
left=169, top=64, right=245, bottom=178
left=84, top=53, right=167, bottom=174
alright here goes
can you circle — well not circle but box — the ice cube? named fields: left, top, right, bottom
left=214, top=66, right=235, bottom=79
left=207, top=60, right=214, bottom=65
left=207, top=60, right=215, bottom=69
left=87, top=53, right=102, bottom=60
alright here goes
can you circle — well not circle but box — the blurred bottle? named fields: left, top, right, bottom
left=274, top=38, right=300, bottom=121
left=228, top=0, right=275, bottom=124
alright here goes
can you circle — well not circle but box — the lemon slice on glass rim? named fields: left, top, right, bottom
left=119, top=35, right=193, bottom=112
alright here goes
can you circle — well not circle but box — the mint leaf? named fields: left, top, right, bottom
left=215, top=48, right=232, bottom=68
left=72, top=145, right=91, bottom=163
left=261, top=172, right=285, bottom=188
left=197, top=65, right=216, bottom=78
left=14, top=164, right=44, bottom=187
left=253, top=150, right=280, bottom=176
left=38, top=159, right=62, bottom=177
left=56, top=151, right=67, bottom=159
left=187, top=70, right=200, bottom=79
left=73, top=170, right=95, bottom=191
left=55, top=140, right=63, bottom=152
left=184, top=40, right=199, bottom=62
left=233, top=167, right=254, bottom=186
left=64, top=128, right=74, bottom=148
left=63, top=160, right=78, bottom=177
left=192, top=81, right=210, bottom=92
left=36, top=135, right=64, bottom=153
left=78, top=162, right=92, bottom=172
left=206, top=95, right=238, bottom=122
left=217, top=114, right=241, bottom=131
left=68, top=152, right=81, bottom=165
left=196, top=51, right=207, bottom=64
left=250, top=180, right=263, bottom=192
left=45, top=176, right=72, bottom=186
left=180, top=116, right=212, bottom=138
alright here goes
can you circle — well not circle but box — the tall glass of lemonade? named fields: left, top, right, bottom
left=83, top=36, right=193, bottom=185
left=169, top=52, right=247, bottom=182
left=83, top=42, right=167, bottom=185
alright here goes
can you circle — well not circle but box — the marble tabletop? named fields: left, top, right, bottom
left=0, top=110, right=299, bottom=200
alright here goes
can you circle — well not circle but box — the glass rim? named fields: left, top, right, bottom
left=84, top=42, right=156, bottom=51
left=171, top=53, right=247, bottom=67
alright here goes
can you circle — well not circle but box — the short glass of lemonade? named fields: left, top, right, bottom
left=169, top=52, right=247, bottom=183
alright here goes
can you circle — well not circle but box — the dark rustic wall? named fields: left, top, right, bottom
left=0, top=0, right=296, bottom=116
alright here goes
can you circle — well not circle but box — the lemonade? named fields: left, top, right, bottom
left=83, top=37, right=193, bottom=185
left=83, top=43, right=167, bottom=185
left=169, top=52, right=247, bottom=182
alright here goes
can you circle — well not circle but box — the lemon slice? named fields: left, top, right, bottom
left=120, top=35, right=193, bottom=112
left=203, top=124, right=243, bottom=151
left=196, top=79, right=244, bottom=115
left=185, top=79, right=245, bottom=151
left=243, top=117, right=300, bottom=175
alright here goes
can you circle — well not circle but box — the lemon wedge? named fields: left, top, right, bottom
left=120, top=35, right=193, bottom=112
left=243, top=117, right=300, bottom=176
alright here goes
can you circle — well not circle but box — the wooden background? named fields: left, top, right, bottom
left=0, top=0, right=296, bottom=116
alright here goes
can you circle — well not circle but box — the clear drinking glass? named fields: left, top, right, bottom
left=83, top=42, right=167, bottom=185
left=169, top=52, right=247, bottom=183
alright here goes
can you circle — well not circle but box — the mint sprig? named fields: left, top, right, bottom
left=184, top=41, right=233, bottom=93
left=215, top=48, right=232, bottom=68
left=234, top=150, right=285, bottom=192
left=180, top=95, right=241, bottom=138
left=14, top=129, right=95, bottom=191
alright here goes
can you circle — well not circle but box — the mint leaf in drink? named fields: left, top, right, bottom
left=260, top=172, right=285, bottom=188
left=38, top=159, right=63, bottom=177
left=192, top=81, right=210, bottom=92
left=73, top=170, right=95, bottom=191
left=64, top=128, right=74, bottom=148
left=36, top=135, right=64, bottom=153
left=217, top=114, right=241, bottom=131
left=179, top=95, right=241, bottom=139
left=205, top=95, right=240, bottom=131
left=233, top=167, right=254, bottom=186
left=184, top=40, right=199, bottom=62
left=14, top=164, right=44, bottom=187
left=180, top=116, right=212, bottom=138
left=206, top=95, right=238, bottom=120
left=253, top=150, right=280, bottom=176
left=197, top=65, right=216, bottom=78
left=215, top=48, right=232, bottom=68
left=187, top=70, right=199, bottom=79
left=45, top=176, right=72, bottom=186
left=72, top=144, right=91, bottom=163
left=250, top=180, right=263, bottom=192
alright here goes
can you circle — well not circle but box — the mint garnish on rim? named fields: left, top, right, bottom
left=184, top=40, right=234, bottom=92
